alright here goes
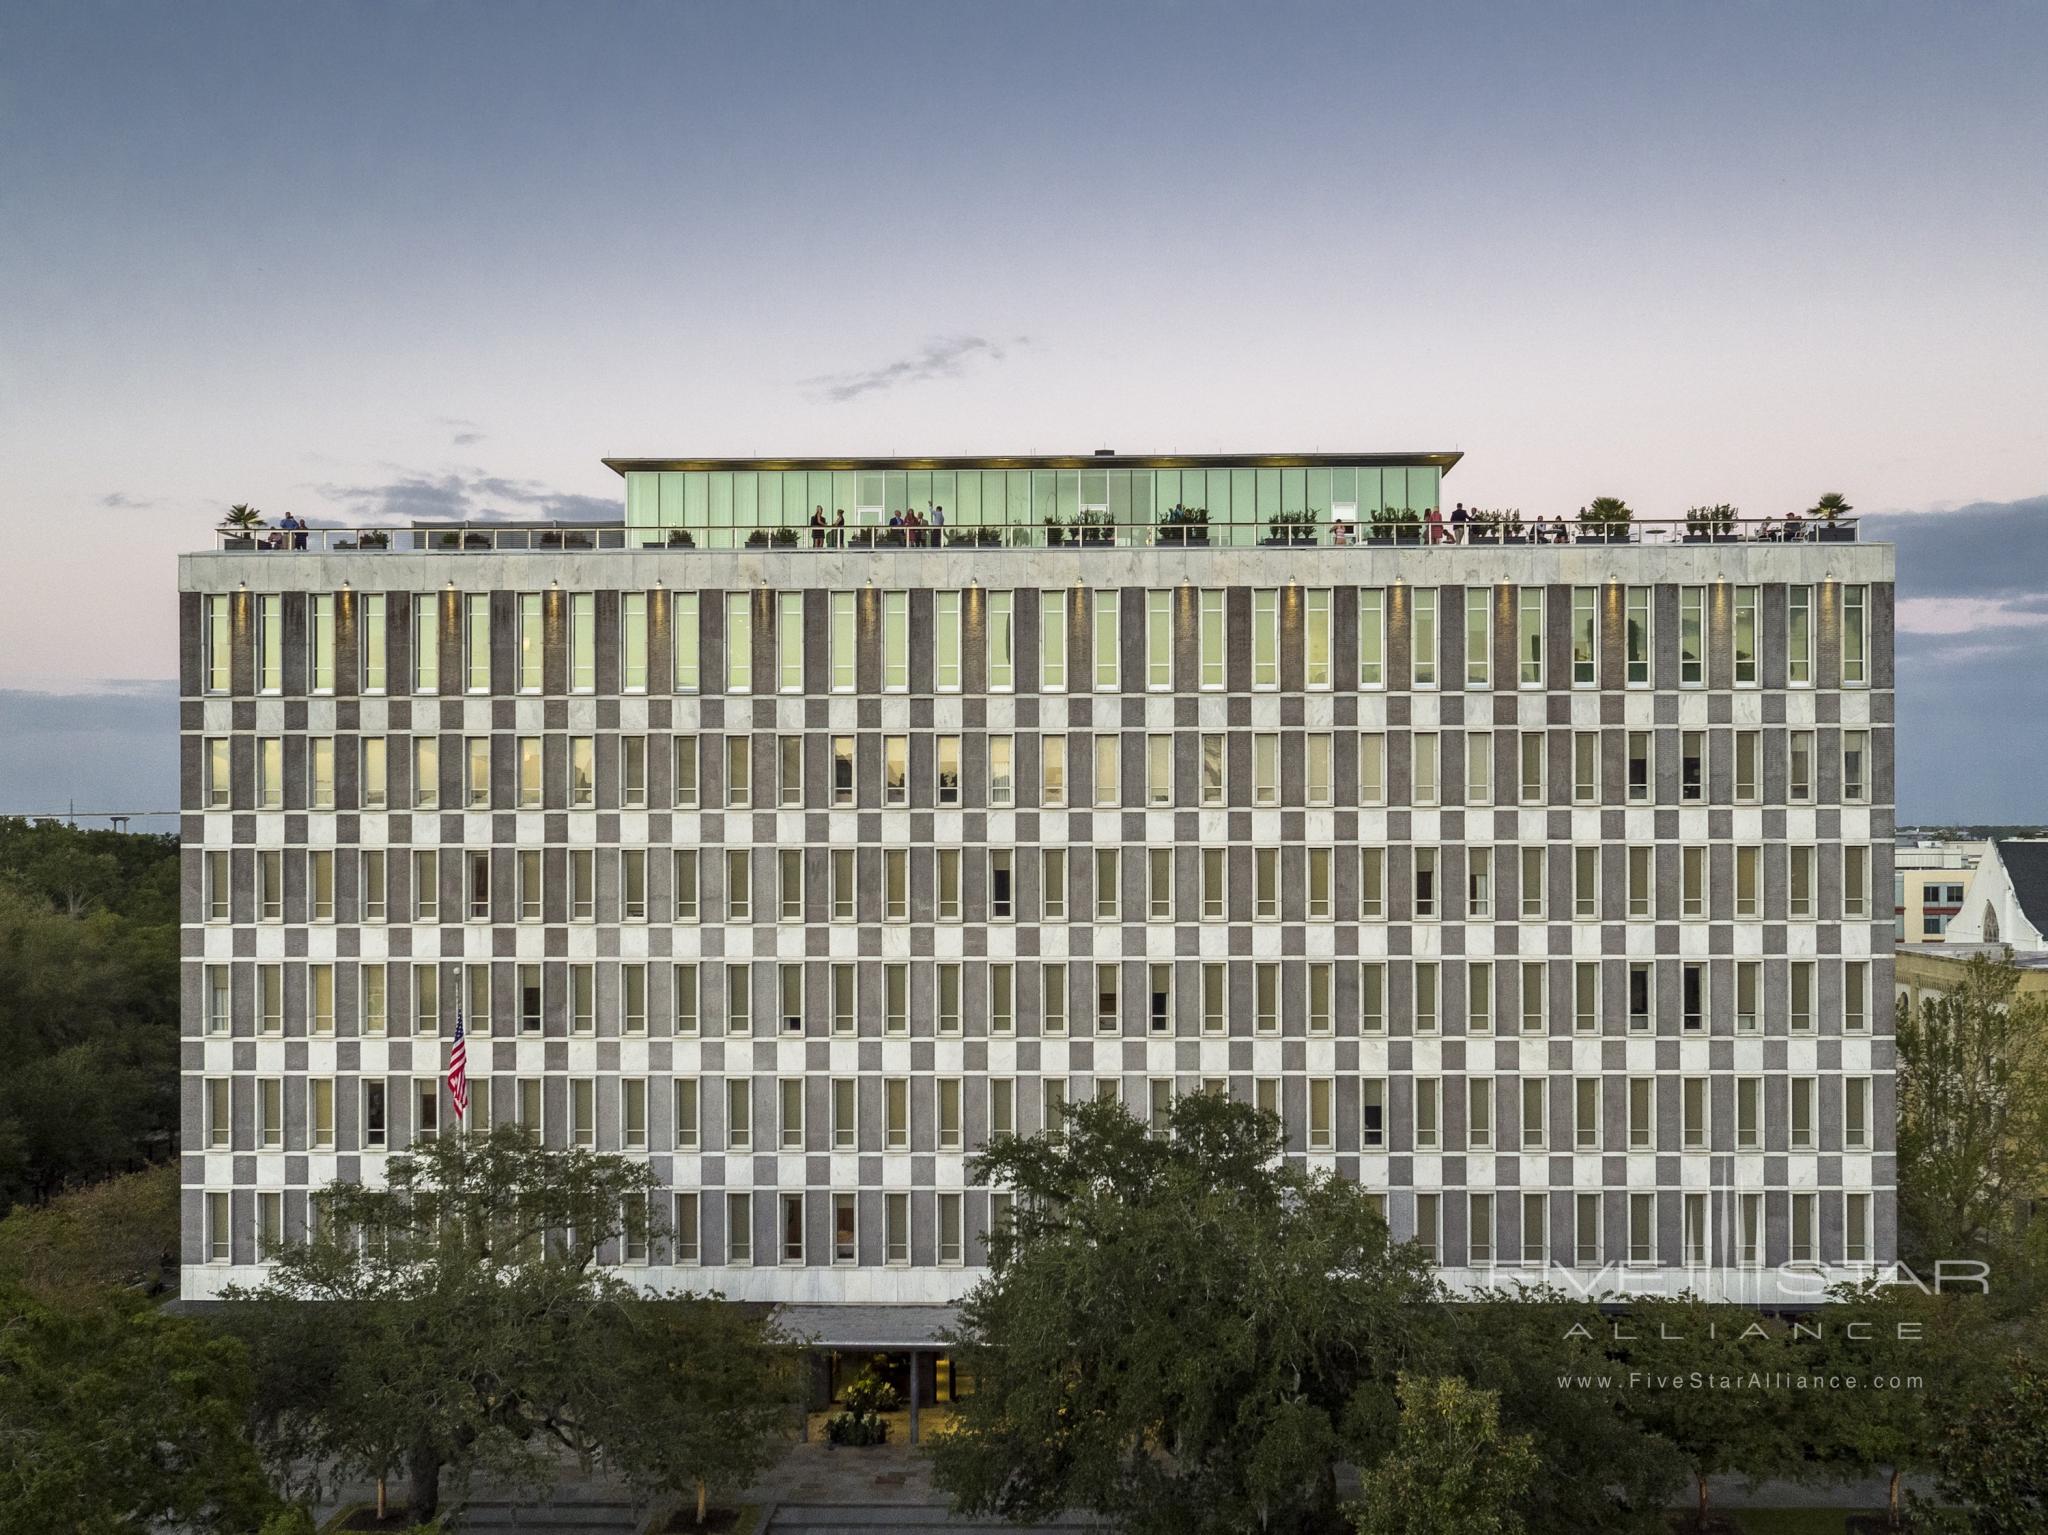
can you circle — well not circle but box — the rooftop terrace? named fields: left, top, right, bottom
left=206, top=452, right=1871, bottom=553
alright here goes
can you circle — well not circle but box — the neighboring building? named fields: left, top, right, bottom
left=178, top=452, right=1897, bottom=1317
left=1942, top=839, right=2048, bottom=953
left=1893, top=943, right=2048, bottom=1015
left=1893, top=838, right=1985, bottom=942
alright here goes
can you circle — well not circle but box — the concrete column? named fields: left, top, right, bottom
left=908, top=1348, right=921, bottom=1444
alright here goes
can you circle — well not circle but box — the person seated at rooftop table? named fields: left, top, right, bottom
left=1550, top=515, right=1569, bottom=544
left=1782, top=509, right=1803, bottom=541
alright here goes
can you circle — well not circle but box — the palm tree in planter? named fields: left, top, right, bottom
left=1578, top=496, right=1633, bottom=544
left=219, top=503, right=266, bottom=548
left=1809, top=491, right=1855, bottom=542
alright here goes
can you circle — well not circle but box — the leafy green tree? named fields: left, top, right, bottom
left=0, top=1162, right=177, bottom=1302
left=235, top=1127, right=785, bottom=1524
left=1346, top=1374, right=1537, bottom=1535
left=1454, top=1288, right=1684, bottom=1533
left=0, top=822, right=182, bottom=1213
left=0, top=1283, right=275, bottom=1534
left=583, top=1295, right=795, bottom=1524
left=1897, top=955, right=2048, bottom=1269
left=1927, top=1351, right=2048, bottom=1534
left=1793, top=1279, right=1998, bottom=1528
left=1616, top=1296, right=1794, bottom=1531
left=235, top=1127, right=656, bottom=1519
left=928, top=1093, right=1444, bottom=1535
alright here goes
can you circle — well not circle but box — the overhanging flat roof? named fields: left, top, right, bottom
left=771, top=1303, right=960, bottom=1349
left=603, top=451, right=1461, bottom=476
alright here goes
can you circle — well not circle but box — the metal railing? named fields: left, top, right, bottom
left=211, top=515, right=1864, bottom=554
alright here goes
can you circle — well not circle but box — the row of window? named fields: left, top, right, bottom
left=199, top=1180, right=1878, bottom=1270
left=200, top=583, right=1876, bottom=698
left=202, top=839, right=1882, bottom=929
left=204, top=1068, right=1880, bottom=1159
left=194, top=955, right=1880, bottom=1039
left=201, top=724, right=1881, bottom=813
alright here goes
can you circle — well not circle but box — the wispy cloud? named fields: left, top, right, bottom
left=99, top=491, right=155, bottom=509
left=307, top=468, right=614, bottom=525
left=802, top=334, right=1025, bottom=403
left=437, top=416, right=488, bottom=447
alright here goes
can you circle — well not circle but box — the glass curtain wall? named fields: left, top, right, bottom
left=623, top=465, right=1441, bottom=547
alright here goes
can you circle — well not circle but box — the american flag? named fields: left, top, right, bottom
left=446, top=1008, right=469, bottom=1122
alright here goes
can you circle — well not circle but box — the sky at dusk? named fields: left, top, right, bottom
left=2, top=1, right=2045, bottom=821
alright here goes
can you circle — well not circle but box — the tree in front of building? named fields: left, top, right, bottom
left=0, top=1281, right=276, bottom=1535
left=578, top=1293, right=795, bottom=1526
left=1794, top=1278, right=2000, bottom=1529
left=1345, top=1374, right=1537, bottom=1535
left=929, top=1093, right=1444, bottom=1535
left=1896, top=954, right=2048, bottom=1274
left=234, top=1126, right=786, bottom=1524
left=1924, top=1350, right=2048, bottom=1535
left=1451, top=1289, right=1684, bottom=1533
left=1614, top=1296, right=1795, bottom=1532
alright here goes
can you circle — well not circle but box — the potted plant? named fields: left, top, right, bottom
left=358, top=529, right=390, bottom=551
left=1810, top=491, right=1855, bottom=542
left=770, top=526, right=798, bottom=548
left=664, top=528, right=696, bottom=548
left=1579, top=496, right=1633, bottom=544
left=219, top=503, right=266, bottom=550
left=1263, top=507, right=1319, bottom=547
left=1076, top=508, right=1114, bottom=545
left=824, top=1371, right=899, bottom=1448
left=1157, top=502, right=1210, bottom=547
left=1682, top=505, right=1733, bottom=543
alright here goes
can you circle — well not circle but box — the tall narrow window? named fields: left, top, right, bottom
left=464, top=593, right=491, bottom=692
left=1093, top=592, right=1120, bottom=691
left=987, top=591, right=1013, bottom=689
left=882, top=591, right=908, bottom=690
left=1411, top=588, right=1437, bottom=688
left=724, top=592, right=752, bottom=694
left=934, top=591, right=961, bottom=691
left=1734, top=586, right=1759, bottom=685
left=1252, top=590, right=1278, bottom=688
left=1200, top=591, right=1226, bottom=688
left=621, top=591, right=648, bottom=693
left=412, top=593, right=439, bottom=694
left=1787, top=585, right=1812, bottom=685
left=1304, top=588, right=1331, bottom=688
left=311, top=594, right=336, bottom=693
left=1571, top=587, right=1596, bottom=685
left=360, top=593, right=387, bottom=695
left=204, top=594, right=232, bottom=693
left=1625, top=587, right=1650, bottom=685
left=1040, top=592, right=1066, bottom=690
left=1465, top=587, right=1491, bottom=689
left=1679, top=587, right=1704, bottom=686
left=1358, top=588, right=1385, bottom=689
left=1516, top=587, right=1542, bottom=687
left=1842, top=585, right=1868, bottom=686
left=569, top=592, right=594, bottom=692
left=257, top=594, right=283, bottom=694
left=516, top=593, right=542, bottom=692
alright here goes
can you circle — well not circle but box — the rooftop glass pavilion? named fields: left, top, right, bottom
left=610, top=452, right=1457, bottom=548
